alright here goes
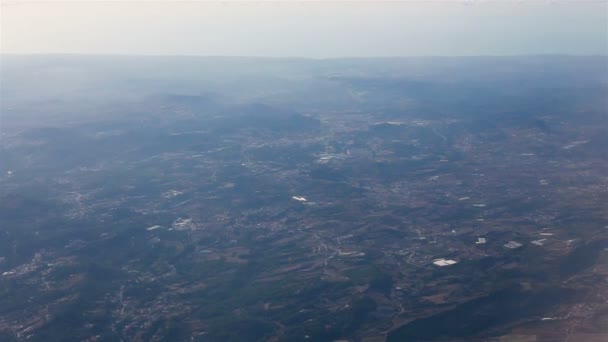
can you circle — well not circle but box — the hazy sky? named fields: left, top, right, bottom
left=1, top=1, right=607, bottom=57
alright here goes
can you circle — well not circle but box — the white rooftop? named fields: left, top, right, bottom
left=531, top=239, right=547, bottom=246
left=504, top=241, right=523, bottom=249
left=433, top=258, right=457, bottom=267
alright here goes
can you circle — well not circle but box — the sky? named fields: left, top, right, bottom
left=1, top=0, right=607, bottom=57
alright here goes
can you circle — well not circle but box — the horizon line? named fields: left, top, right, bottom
left=2, top=52, right=607, bottom=60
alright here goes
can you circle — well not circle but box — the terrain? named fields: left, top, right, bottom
left=1, top=55, right=607, bottom=341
